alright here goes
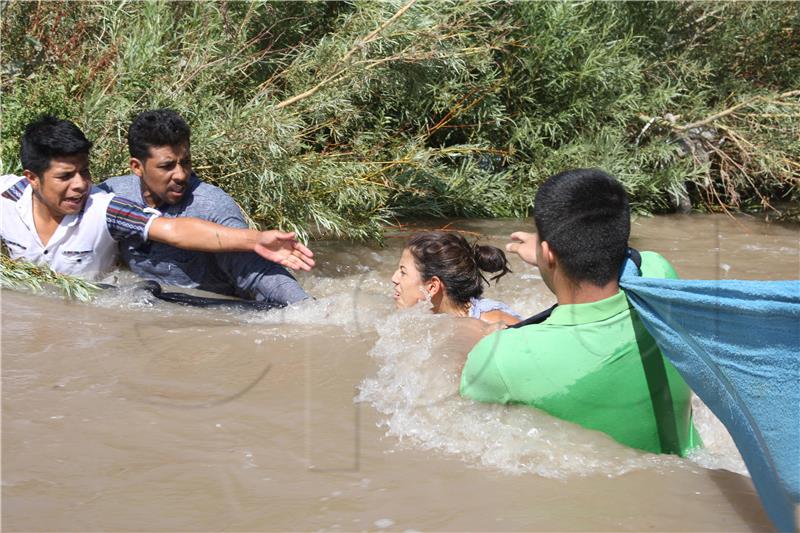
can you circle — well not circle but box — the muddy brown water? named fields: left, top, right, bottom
left=2, top=214, right=798, bottom=531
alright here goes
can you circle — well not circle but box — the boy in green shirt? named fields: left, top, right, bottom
left=460, top=168, right=701, bottom=456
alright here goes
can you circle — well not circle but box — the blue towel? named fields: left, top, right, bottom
left=620, top=258, right=800, bottom=532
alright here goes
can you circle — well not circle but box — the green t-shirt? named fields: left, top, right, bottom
left=460, top=251, right=701, bottom=456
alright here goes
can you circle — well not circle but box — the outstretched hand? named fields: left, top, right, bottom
left=506, top=231, right=538, bottom=266
left=254, top=231, right=316, bottom=271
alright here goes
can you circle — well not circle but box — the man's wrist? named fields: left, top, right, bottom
left=246, top=229, right=262, bottom=252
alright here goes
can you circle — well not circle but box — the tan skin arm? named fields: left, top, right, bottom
left=147, top=217, right=315, bottom=272
left=479, top=309, right=519, bottom=327
left=452, top=317, right=507, bottom=374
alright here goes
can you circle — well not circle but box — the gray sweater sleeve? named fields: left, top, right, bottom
left=203, top=192, right=310, bottom=304
left=217, top=250, right=310, bottom=304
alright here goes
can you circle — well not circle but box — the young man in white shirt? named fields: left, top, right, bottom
left=1, top=116, right=315, bottom=280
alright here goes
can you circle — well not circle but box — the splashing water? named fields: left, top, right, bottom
left=358, top=306, right=746, bottom=479
left=91, top=263, right=747, bottom=479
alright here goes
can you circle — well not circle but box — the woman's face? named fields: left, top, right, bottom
left=390, top=248, right=429, bottom=309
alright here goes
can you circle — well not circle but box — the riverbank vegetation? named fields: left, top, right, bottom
left=3, top=0, right=799, bottom=239
left=2, top=1, right=798, bottom=297
left=0, top=252, right=98, bottom=301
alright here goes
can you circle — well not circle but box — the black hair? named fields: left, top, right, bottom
left=533, top=168, right=630, bottom=286
left=20, top=116, right=92, bottom=176
left=406, top=231, right=511, bottom=305
left=128, top=108, right=191, bottom=161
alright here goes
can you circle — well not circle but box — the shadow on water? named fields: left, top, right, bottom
left=708, top=468, right=774, bottom=531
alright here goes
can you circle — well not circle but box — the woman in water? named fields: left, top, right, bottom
left=391, top=231, right=521, bottom=326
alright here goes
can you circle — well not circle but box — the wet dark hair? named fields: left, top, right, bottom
left=533, top=168, right=630, bottom=286
left=128, top=108, right=191, bottom=161
left=20, top=116, right=92, bottom=176
left=406, top=231, right=511, bottom=305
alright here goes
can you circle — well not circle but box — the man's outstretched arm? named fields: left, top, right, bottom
left=148, top=217, right=315, bottom=272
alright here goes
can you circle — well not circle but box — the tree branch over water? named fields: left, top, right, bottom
left=1, top=0, right=798, bottom=246
left=273, top=0, right=418, bottom=110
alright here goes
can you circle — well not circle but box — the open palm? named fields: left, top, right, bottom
left=254, top=231, right=315, bottom=271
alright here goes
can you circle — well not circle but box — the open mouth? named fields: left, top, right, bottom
left=63, top=195, right=86, bottom=208
left=166, top=185, right=185, bottom=200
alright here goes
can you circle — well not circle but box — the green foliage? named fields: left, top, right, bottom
left=0, top=252, right=99, bottom=302
left=2, top=0, right=798, bottom=247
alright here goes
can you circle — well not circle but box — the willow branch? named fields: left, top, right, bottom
left=339, top=0, right=417, bottom=65
left=275, top=0, right=417, bottom=110
left=677, top=90, right=800, bottom=131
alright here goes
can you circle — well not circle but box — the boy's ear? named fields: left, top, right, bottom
left=130, top=157, right=144, bottom=177
left=23, top=169, right=40, bottom=190
left=540, top=240, right=557, bottom=268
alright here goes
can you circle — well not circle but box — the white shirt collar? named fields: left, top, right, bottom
left=16, top=182, right=84, bottom=245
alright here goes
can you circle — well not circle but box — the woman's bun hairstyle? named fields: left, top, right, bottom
left=406, top=231, right=512, bottom=305
left=473, top=244, right=512, bottom=282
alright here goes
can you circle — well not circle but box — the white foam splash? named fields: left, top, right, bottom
left=687, top=396, right=747, bottom=475
left=92, top=268, right=748, bottom=478
left=358, top=309, right=747, bottom=479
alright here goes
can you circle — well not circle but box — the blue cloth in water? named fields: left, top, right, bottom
left=620, top=257, right=800, bottom=532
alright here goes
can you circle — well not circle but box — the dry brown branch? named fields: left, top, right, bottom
left=384, top=224, right=484, bottom=238
left=716, top=123, right=753, bottom=156
left=705, top=137, right=775, bottom=211
left=677, top=90, right=800, bottom=131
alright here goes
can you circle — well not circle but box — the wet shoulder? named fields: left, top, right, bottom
left=178, top=180, right=244, bottom=227
left=185, top=179, right=240, bottom=210
left=462, top=323, right=568, bottom=402
left=98, top=174, right=139, bottom=197
left=639, top=251, right=679, bottom=280
left=89, top=185, right=116, bottom=201
left=469, top=322, right=560, bottom=363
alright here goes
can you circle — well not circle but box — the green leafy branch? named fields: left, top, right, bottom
left=0, top=251, right=99, bottom=302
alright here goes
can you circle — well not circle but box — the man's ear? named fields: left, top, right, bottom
left=130, top=157, right=144, bottom=177
left=540, top=240, right=557, bottom=268
left=23, top=169, right=40, bottom=190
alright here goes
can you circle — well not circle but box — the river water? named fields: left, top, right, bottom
left=2, top=214, right=798, bottom=531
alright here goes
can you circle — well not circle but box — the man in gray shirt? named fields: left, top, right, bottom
left=99, top=109, right=310, bottom=304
